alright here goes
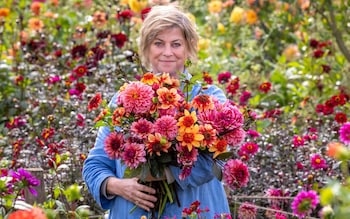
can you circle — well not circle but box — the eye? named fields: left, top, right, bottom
left=154, top=41, right=163, bottom=47
left=172, top=42, right=182, bottom=48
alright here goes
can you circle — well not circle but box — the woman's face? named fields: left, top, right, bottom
left=148, top=27, right=188, bottom=78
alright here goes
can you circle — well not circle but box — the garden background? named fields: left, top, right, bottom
left=1, top=0, right=350, bottom=218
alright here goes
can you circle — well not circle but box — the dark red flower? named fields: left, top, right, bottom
left=54, top=50, right=62, bottom=57
left=331, top=94, right=346, bottom=106
left=41, top=128, right=55, bottom=140
left=14, top=75, right=24, bottom=85
left=75, top=82, right=86, bottom=94
left=141, top=7, right=152, bottom=20
left=218, top=71, right=232, bottom=84
left=90, top=46, right=106, bottom=61
left=110, top=33, right=128, bottom=48
left=96, top=30, right=111, bottom=39
left=239, top=91, right=251, bottom=106
left=259, top=82, right=272, bottom=93
left=325, top=99, right=335, bottom=108
left=315, top=104, right=324, bottom=113
left=76, top=113, right=85, bottom=127
left=226, top=77, right=240, bottom=96
left=309, top=39, right=319, bottom=48
left=322, top=106, right=334, bottom=115
left=335, top=112, right=347, bottom=124
left=321, top=64, right=331, bottom=73
left=88, top=93, right=102, bottom=111
left=313, top=49, right=324, bottom=58
left=202, top=71, right=213, bottom=84
left=117, top=9, right=134, bottom=21
left=73, top=65, right=88, bottom=78
left=71, top=44, right=87, bottom=59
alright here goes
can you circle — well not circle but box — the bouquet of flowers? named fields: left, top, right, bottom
left=88, top=72, right=247, bottom=217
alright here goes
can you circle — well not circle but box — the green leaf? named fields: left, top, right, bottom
left=320, top=187, right=334, bottom=206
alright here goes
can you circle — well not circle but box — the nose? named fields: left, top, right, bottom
left=163, top=44, right=173, bottom=57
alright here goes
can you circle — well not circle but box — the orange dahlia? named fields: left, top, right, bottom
left=191, top=94, right=214, bottom=112
left=141, top=72, right=159, bottom=85
left=200, top=124, right=217, bottom=148
left=156, top=87, right=181, bottom=109
left=209, top=139, right=228, bottom=158
left=147, top=133, right=171, bottom=156
left=177, top=109, right=197, bottom=132
left=28, top=18, right=44, bottom=31
left=176, top=124, right=204, bottom=151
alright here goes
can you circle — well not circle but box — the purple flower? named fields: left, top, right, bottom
left=339, top=122, right=350, bottom=145
left=291, top=190, right=319, bottom=218
left=11, top=168, right=40, bottom=196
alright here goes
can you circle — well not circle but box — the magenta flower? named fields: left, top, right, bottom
left=246, top=130, right=260, bottom=138
left=223, top=159, right=249, bottom=190
left=265, top=188, right=290, bottom=207
left=339, top=122, right=350, bottom=145
left=118, top=82, right=154, bottom=114
left=291, top=190, right=319, bottom=218
left=240, top=142, right=259, bottom=155
left=239, top=91, right=251, bottom=106
left=217, top=71, right=232, bottom=84
left=154, top=115, right=178, bottom=140
left=310, top=154, right=327, bottom=169
left=238, top=202, right=257, bottom=219
left=122, top=142, right=146, bottom=169
left=293, top=135, right=305, bottom=147
left=176, top=144, right=198, bottom=180
left=11, top=168, right=40, bottom=196
left=130, top=118, right=154, bottom=140
left=104, top=132, right=125, bottom=159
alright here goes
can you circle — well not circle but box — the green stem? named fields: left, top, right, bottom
left=162, top=180, right=173, bottom=203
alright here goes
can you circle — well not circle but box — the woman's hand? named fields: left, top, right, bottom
left=106, top=177, right=157, bottom=212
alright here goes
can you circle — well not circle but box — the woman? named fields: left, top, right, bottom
left=82, top=5, right=230, bottom=218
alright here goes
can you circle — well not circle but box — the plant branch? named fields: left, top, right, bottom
left=322, top=0, right=350, bottom=62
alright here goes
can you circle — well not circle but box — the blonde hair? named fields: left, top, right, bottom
left=138, top=5, right=199, bottom=69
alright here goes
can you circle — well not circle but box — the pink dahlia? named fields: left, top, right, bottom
left=240, top=142, right=259, bottom=155
left=265, top=188, right=290, bottom=207
left=238, top=202, right=257, bottom=219
left=154, top=115, right=178, bottom=140
left=176, top=144, right=198, bottom=179
left=223, top=159, right=249, bottom=190
left=223, top=128, right=246, bottom=146
left=104, top=132, right=125, bottom=159
left=339, top=122, right=350, bottom=145
left=119, top=82, right=154, bottom=114
left=291, top=190, right=319, bottom=218
left=310, top=154, right=327, bottom=169
left=130, top=118, right=154, bottom=140
left=198, top=101, right=244, bottom=133
left=122, top=142, right=146, bottom=169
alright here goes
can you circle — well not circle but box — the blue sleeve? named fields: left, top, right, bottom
left=190, top=84, right=227, bottom=103
left=82, top=126, right=117, bottom=209
left=82, top=93, right=120, bottom=209
left=172, top=83, right=227, bottom=190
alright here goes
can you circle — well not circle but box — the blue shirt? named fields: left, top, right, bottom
left=82, top=81, right=230, bottom=219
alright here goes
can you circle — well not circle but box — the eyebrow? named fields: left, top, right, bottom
left=154, top=38, right=183, bottom=43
